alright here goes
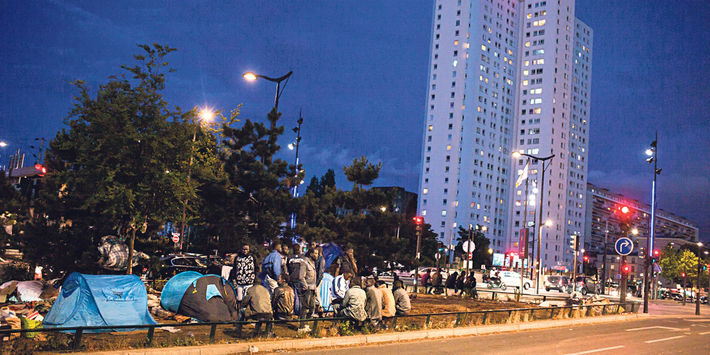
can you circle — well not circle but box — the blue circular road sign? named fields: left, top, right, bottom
left=615, top=237, right=634, bottom=256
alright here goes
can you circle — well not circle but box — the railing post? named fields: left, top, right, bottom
left=482, top=311, right=488, bottom=325
left=543, top=295, right=547, bottom=302
left=311, top=319, right=320, bottom=337
left=616, top=304, right=621, bottom=314
left=254, top=321, right=262, bottom=337
left=265, top=321, right=274, bottom=338
left=491, top=292, right=496, bottom=300
left=147, top=326, right=155, bottom=346
left=455, top=313, right=461, bottom=327
left=73, top=328, right=84, bottom=351
left=425, top=314, right=431, bottom=329
left=602, top=304, right=607, bottom=315
left=209, top=324, right=217, bottom=343
left=392, top=315, right=398, bottom=330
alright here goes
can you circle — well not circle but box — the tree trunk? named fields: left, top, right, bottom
left=127, top=228, right=136, bottom=275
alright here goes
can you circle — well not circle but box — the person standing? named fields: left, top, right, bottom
left=288, top=244, right=305, bottom=316
left=335, top=247, right=358, bottom=276
left=309, top=241, right=325, bottom=286
left=297, top=249, right=318, bottom=330
left=260, top=241, right=283, bottom=295
left=232, top=244, right=258, bottom=302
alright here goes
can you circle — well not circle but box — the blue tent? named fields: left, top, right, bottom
left=44, top=273, right=156, bottom=332
left=161, top=271, right=238, bottom=322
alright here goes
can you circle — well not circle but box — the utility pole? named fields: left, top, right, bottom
left=571, top=235, right=579, bottom=292
left=643, top=132, right=660, bottom=313
left=413, top=216, right=423, bottom=293
left=682, top=267, right=687, bottom=306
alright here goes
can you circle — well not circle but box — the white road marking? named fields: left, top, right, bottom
left=685, top=318, right=710, bottom=322
left=644, top=335, right=686, bottom=344
left=626, top=326, right=681, bottom=331
left=699, top=331, right=710, bottom=335
left=564, top=345, right=625, bottom=355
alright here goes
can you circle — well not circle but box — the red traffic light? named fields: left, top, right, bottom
left=620, top=206, right=630, bottom=214
left=412, top=216, right=423, bottom=225
left=653, top=249, right=660, bottom=257
left=34, top=164, right=46, bottom=176
left=681, top=272, right=686, bottom=278
left=583, top=256, right=589, bottom=262
left=622, top=264, right=630, bottom=273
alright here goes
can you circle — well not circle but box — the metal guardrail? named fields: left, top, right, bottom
left=0, top=302, right=636, bottom=352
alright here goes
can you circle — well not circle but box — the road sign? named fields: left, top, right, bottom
left=435, top=252, right=441, bottom=260
left=615, top=237, right=634, bottom=256
left=171, top=233, right=180, bottom=243
left=468, top=252, right=473, bottom=260
left=462, top=240, right=476, bottom=252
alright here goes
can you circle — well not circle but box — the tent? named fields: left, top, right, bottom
left=161, top=271, right=238, bottom=322
left=321, top=242, right=343, bottom=270
left=44, top=273, right=156, bottom=332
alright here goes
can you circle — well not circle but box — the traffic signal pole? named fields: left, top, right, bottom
left=620, top=255, right=628, bottom=304
left=697, top=262, right=701, bottom=315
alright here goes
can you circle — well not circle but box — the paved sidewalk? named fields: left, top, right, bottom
left=81, top=313, right=648, bottom=355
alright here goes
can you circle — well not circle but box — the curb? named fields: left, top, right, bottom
left=82, top=313, right=646, bottom=355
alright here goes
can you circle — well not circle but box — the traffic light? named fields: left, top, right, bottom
left=702, top=264, right=708, bottom=272
left=413, top=216, right=423, bottom=225
left=622, top=264, right=630, bottom=274
left=583, top=255, right=589, bottom=263
left=681, top=272, right=686, bottom=278
left=569, top=235, right=578, bottom=251
left=651, top=249, right=660, bottom=263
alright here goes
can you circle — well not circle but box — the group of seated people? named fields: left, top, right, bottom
left=238, top=270, right=412, bottom=330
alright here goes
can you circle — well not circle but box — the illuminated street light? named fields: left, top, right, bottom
left=380, top=206, right=387, bottom=212
left=242, top=72, right=257, bottom=81
left=645, top=148, right=653, bottom=156
left=488, top=248, right=493, bottom=255
left=632, top=228, right=639, bottom=236
left=198, top=108, right=215, bottom=122
left=242, top=70, right=293, bottom=114
left=544, top=219, right=553, bottom=227
left=0, top=141, right=7, bottom=148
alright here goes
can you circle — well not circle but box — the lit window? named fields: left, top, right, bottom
left=428, top=125, right=434, bottom=131
left=441, top=210, right=447, bottom=216
left=446, top=145, right=452, bottom=151
left=481, top=44, right=487, bottom=51
left=522, top=80, right=529, bottom=86
left=454, top=40, right=459, bottom=46
left=525, top=41, right=531, bottom=47
left=422, top=210, right=427, bottom=216
left=423, top=188, right=429, bottom=194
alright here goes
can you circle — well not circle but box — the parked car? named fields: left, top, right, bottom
left=498, top=271, right=533, bottom=290
left=159, top=254, right=208, bottom=278
left=410, top=267, right=450, bottom=280
left=544, top=275, right=569, bottom=292
left=572, top=276, right=600, bottom=295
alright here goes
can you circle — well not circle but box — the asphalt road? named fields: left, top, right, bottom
left=293, top=317, right=710, bottom=355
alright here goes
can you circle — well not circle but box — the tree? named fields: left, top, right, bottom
left=0, top=172, right=28, bottom=255
left=26, top=44, right=207, bottom=274
left=343, top=156, right=381, bottom=189
left=212, top=105, right=302, bottom=249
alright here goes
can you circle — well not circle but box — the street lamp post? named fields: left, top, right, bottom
left=243, top=71, right=293, bottom=121
left=696, top=242, right=703, bottom=315
left=178, top=108, right=214, bottom=251
left=643, top=133, right=661, bottom=313
left=601, top=221, right=609, bottom=294
left=513, top=151, right=555, bottom=295
left=0, top=141, right=7, bottom=171
left=288, top=111, right=304, bottom=231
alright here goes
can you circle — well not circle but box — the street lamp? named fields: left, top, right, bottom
left=242, top=71, right=293, bottom=115
left=0, top=141, right=7, bottom=171
left=696, top=242, right=704, bottom=315
left=536, top=219, right=553, bottom=294
left=178, top=107, right=214, bottom=251
left=512, top=151, right=555, bottom=295
left=643, top=133, right=661, bottom=314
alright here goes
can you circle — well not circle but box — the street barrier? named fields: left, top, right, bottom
left=0, top=302, right=637, bottom=353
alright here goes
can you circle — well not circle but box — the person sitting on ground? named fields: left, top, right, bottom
left=392, top=280, right=411, bottom=316
left=331, top=271, right=351, bottom=313
left=339, top=276, right=367, bottom=323
left=456, top=271, right=466, bottom=296
left=364, top=276, right=382, bottom=327
left=446, top=271, right=458, bottom=297
left=240, top=279, right=273, bottom=321
left=272, top=275, right=294, bottom=320
left=377, top=280, right=396, bottom=321
left=318, top=267, right=335, bottom=315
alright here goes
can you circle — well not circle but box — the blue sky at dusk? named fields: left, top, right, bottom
left=1, top=1, right=708, bottom=239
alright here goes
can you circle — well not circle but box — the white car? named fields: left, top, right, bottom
left=498, top=271, right=533, bottom=290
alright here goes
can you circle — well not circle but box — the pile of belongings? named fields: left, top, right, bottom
left=0, top=304, right=46, bottom=340
left=98, top=235, right=149, bottom=271
left=0, top=280, right=58, bottom=303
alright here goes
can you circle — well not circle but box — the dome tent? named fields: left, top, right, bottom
left=161, top=271, right=238, bottom=322
left=44, top=273, right=156, bottom=332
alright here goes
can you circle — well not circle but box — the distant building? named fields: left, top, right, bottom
left=585, top=182, right=699, bottom=281
left=373, top=186, right=418, bottom=218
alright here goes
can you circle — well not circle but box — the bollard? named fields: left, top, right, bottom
left=209, top=324, right=217, bottom=343
left=147, top=326, right=155, bottom=346
left=73, top=328, right=84, bottom=351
